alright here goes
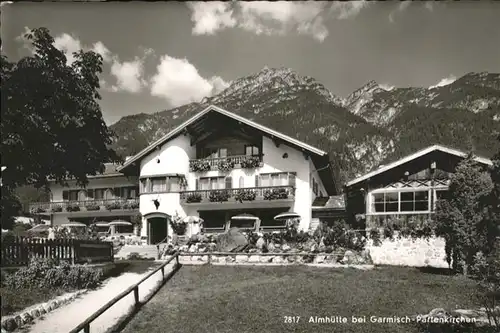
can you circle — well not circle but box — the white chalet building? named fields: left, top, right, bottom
left=30, top=105, right=337, bottom=244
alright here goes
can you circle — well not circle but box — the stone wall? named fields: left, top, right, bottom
left=366, top=235, right=448, bottom=268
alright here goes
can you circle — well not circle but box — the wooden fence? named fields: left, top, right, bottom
left=1, top=237, right=114, bottom=267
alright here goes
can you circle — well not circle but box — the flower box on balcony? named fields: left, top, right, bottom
left=51, top=205, right=63, bottom=213
left=66, top=202, right=81, bottom=212
left=105, top=201, right=123, bottom=210
left=123, top=201, right=140, bottom=209
left=85, top=203, right=101, bottom=211
left=31, top=207, right=46, bottom=214
left=217, top=159, right=235, bottom=172
left=209, top=190, right=230, bottom=202
left=263, top=188, right=289, bottom=200
left=190, top=160, right=211, bottom=172
left=240, top=156, right=261, bottom=169
left=186, top=193, right=202, bottom=203
left=234, top=189, right=256, bottom=202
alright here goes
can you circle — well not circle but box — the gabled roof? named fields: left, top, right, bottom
left=345, top=144, right=493, bottom=187
left=118, top=105, right=328, bottom=171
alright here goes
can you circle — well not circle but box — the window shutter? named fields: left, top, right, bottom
left=195, top=179, right=199, bottom=190
left=63, top=191, right=69, bottom=200
left=289, top=173, right=296, bottom=187
left=225, top=176, right=232, bottom=189
left=255, top=175, right=260, bottom=187
left=114, top=187, right=121, bottom=198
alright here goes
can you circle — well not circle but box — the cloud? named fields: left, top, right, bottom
left=53, top=33, right=83, bottom=65
left=150, top=55, right=230, bottom=106
left=91, top=41, right=112, bottom=63
left=187, top=1, right=371, bottom=42
left=188, top=1, right=236, bottom=35
left=429, top=75, right=457, bottom=89
left=109, top=56, right=149, bottom=93
left=388, top=1, right=412, bottom=23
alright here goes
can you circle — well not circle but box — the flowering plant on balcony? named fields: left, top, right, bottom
left=263, top=188, right=289, bottom=200
left=190, top=159, right=211, bottom=172
left=66, top=202, right=81, bottom=212
left=123, top=200, right=140, bottom=210
left=240, top=156, right=261, bottom=169
left=51, top=205, right=63, bottom=213
left=234, top=189, right=256, bottom=203
left=209, top=190, right=230, bottom=202
left=217, top=159, right=235, bottom=172
left=85, top=202, right=101, bottom=211
left=31, top=206, right=47, bottom=214
left=186, top=193, right=202, bottom=203
left=105, top=201, right=123, bottom=210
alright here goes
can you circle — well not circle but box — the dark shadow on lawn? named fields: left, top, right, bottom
left=417, top=266, right=454, bottom=276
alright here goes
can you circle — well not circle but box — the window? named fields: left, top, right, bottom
left=435, top=189, right=449, bottom=201
left=151, top=177, right=166, bottom=192
left=69, top=191, right=78, bottom=201
left=199, top=211, right=226, bottom=232
left=373, top=193, right=398, bottom=213
left=401, top=191, right=429, bottom=212
left=372, top=190, right=429, bottom=213
left=245, top=145, right=260, bottom=156
left=202, top=147, right=227, bottom=158
left=199, top=177, right=225, bottom=190
left=259, top=209, right=288, bottom=230
left=229, top=217, right=257, bottom=230
left=258, top=172, right=295, bottom=187
left=94, top=189, right=104, bottom=199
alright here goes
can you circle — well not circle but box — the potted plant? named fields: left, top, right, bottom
left=217, top=159, right=235, bottom=172
left=189, top=160, right=211, bottom=172
left=186, top=193, right=202, bottom=203
left=240, top=156, right=261, bottom=169
left=170, top=214, right=188, bottom=236
left=66, top=202, right=81, bottom=212
left=105, top=201, right=122, bottom=210
left=263, top=188, right=289, bottom=200
left=208, top=190, right=230, bottom=202
left=85, top=202, right=101, bottom=211
left=51, top=205, right=63, bottom=213
left=234, top=189, right=256, bottom=203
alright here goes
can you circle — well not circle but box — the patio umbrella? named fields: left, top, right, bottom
left=231, top=213, right=259, bottom=220
left=183, top=216, right=204, bottom=223
left=108, top=220, right=132, bottom=226
left=27, top=224, right=50, bottom=233
left=92, top=221, right=110, bottom=227
left=61, top=222, right=87, bottom=228
left=274, top=212, right=301, bottom=221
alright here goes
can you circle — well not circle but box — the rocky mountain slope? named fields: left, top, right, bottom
left=109, top=68, right=500, bottom=187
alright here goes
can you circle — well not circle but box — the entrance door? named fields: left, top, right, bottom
left=148, top=217, right=168, bottom=244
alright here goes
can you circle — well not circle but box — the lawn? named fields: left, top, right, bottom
left=122, top=265, right=481, bottom=333
left=0, top=260, right=159, bottom=317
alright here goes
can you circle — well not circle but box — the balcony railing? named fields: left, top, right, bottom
left=189, top=155, right=263, bottom=172
left=29, top=198, right=140, bottom=214
left=179, top=185, right=295, bottom=204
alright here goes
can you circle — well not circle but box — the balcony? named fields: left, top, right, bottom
left=29, top=198, right=140, bottom=214
left=179, top=185, right=295, bottom=204
left=189, top=155, right=263, bottom=172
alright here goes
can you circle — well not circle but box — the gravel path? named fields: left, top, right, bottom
left=24, top=261, right=176, bottom=333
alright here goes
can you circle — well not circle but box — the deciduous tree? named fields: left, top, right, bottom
left=0, top=27, right=121, bottom=229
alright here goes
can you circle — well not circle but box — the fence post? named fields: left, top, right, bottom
left=133, top=286, right=139, bottom=307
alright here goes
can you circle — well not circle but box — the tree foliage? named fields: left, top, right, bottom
left=435, top=153, right=497, bottom=275
left=0, top=27, right=121, bottom=229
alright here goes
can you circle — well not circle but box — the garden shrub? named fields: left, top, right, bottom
left=3, top=258, right=102, bottom=290
left=369, top=228, right=382, bottom=246
left=383, top=224, right=395, bottom=240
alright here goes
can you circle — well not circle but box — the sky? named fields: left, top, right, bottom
left=2, top=1, right=500, bottom=125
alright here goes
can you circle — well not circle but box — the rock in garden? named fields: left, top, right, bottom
left=342, top=250, right=355, bottom=264
left=267, top=243, right=276, bottom=252
left=3, top=318, right=18, bottom=331
left=256, top=237, right=266, bottom=249
left=21, top=313, right=33, bottom=324
left=282, top=244, right=291, bottom=252
left=198, top=234, right=209, bottom=243
left=360, top=249, right=373, bottom=264
left=216, top=228, right=248, bottom=252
